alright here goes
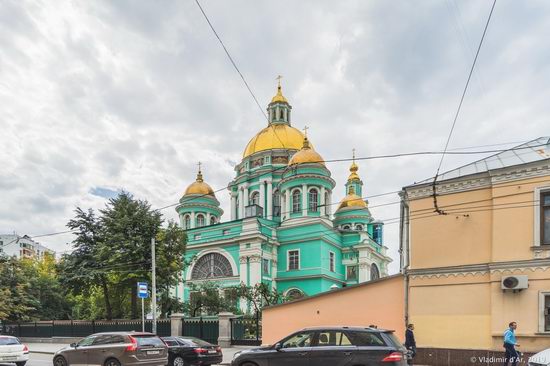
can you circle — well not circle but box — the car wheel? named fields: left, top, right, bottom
left=104, top=358, right=121, bottom=366
left=16, top=362, right=26, bottom=366
left=173, top=356, right=185, bottom=366
left=53, top=356, right=67, bottom=366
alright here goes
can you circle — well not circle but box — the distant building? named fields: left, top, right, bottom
left=0, top=234, right=55, bottom=260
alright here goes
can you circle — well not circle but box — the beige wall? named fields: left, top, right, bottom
left=262, top=275, right=405, bottom=345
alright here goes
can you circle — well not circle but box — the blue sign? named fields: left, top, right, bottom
left=137, top=282, right=148, bottom=299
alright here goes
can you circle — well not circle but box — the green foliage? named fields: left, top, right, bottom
left=182, top=282, right=239, bottom=317
left=234, top=283, right=287, bottom=315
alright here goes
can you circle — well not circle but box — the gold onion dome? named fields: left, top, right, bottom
left=338, top=185, right=367, bottom=209
left=288, top=136, right=325, bottom=166
left=243, top=124, right=305, bottom=158
left=271, top=82, right=288, bottom=104
left=184, top=168, right=215, bottom=196
left=348, top=161, right=360, bottom=181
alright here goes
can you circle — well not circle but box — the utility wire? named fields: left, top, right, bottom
left=433, top=0, right=497, bottom=215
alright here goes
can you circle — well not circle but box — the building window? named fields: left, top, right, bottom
left=273, top=190, right=281, bottom=217
left=250, top=191, right=260, bottom=206
left=371, top=263, right=380, bottom=281
left=286, top=288, right=304, bottom=301
left=356, top=224, right=364, bottom=231
left=263, top=259, right=269, bottom=275
left=264, top=156, right=270, bottom=165
left=309, top=188, right=319, bottom=212
left=196, top=214, right=205, bottom=227
left=210, top=216, right=216, bottom=225
left=191, top=253, right=233, bottom=280
left=288, top=250, right=300, bottom=270
left=347, top=266, right=357, bottom=280
left=542, top=192, right=550, bottom=245
left=183, top=215, right=191, bottom=229
left=329, top=251, right=335, bottom=272
left=292, top=189, right=301, bottom=213
left=342, top=225, right=351, bottom=230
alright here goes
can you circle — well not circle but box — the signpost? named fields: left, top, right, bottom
left=137, top=282, right=148, bottom=332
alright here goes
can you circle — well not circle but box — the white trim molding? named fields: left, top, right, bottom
left=287, top=249, right=301, bottom=271
left=534, top=185, right=550, bottom=247
left=539, top=291, right=550, bottom=333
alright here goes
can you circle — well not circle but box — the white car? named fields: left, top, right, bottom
left=529, top=348, right=550, bottom=366
left=0, top=336, right=29, bottom=366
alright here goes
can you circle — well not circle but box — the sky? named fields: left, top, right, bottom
left=1, top=0, right=549, bottom=274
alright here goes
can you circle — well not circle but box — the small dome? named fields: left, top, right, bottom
left=348, top=161, right=360, bottom=181
left=270, top=83, right=288, bottom=104
left=184, top=169, right=215, bottom=196
left=288, top=136, right=325, bottom=166
left=338, top=186, right=367, bottom=209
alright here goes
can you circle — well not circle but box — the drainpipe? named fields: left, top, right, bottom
left=399, top=190, right=410, bottom=328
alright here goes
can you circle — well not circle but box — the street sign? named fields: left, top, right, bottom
left=137, top=282, right=148, bottom=299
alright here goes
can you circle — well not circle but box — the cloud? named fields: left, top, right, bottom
left=1, top=0, right=549, bottom=274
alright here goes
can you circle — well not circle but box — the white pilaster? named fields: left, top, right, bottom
left=266, top=181, right=273, bottom=220
left=259, top=181, right=265, bottom=216
left=230, top=193, right=237, bottom=221
left=285, top=189, right=290, bottom=220
left=248, top=255, right=262, bottom=286
left=239, top=188, right=245, bottom=219
left=320, top=186, right=326, bottom=216
left=179, top=214, right=184, bottom=228
left=190, top=212, right=196, bottom=229
left=206, top=213, right=211, bottom=226
left=243, top=185, right=249, bottom=209
left=302, top=184, right=308, bottom=216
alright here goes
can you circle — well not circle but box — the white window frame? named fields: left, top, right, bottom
left=250, top=190, right=260, bottom=206
left=292, top=189, right=301, bottom=213
left=534, top=186, right=550, bottom=246
left=539, top=291, right=550, bottom=333
left=287, top=249, right=300, bottom=271
left=329, top=251, right=335, bottom=272
left=262, top=258, right=270, bottom=275
left=196, top=214, right=205, bottom=227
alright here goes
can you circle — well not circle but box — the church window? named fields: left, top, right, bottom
left=288, top=250, right=300, bottom=270
left=273, top=190, right=281, bottom=216
left=356, top=224, right=364, bottom=231
left=292, top=189, right=301, bottom=213
left=250, top=191, right=260, bottom=206
left=210, top=216, right=216, bottom=225
left=371, top=263, right=380, bottom=281
left=542, top=191, right=550, bottom=245
left=329, top=251, right=335, bottom=272
left=308, top=188, right=319, bottom=212
left=342, top=225, right=351, bottom=230
left=286, top=288, right=304, bottom=301
left=262, top=258, right=269, bottom=275
left=196, top=214, right=205, bottom=227
left=191, top=253, right=233, bottom=280
left=347, top=266, right=357, bottom=280
left=184, top=215, right=191, bottom=229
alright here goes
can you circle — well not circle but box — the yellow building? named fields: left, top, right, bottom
left=400, top=137, right=550, bottom=362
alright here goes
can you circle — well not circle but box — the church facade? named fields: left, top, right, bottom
left=174, top=83, right=392, bottom=309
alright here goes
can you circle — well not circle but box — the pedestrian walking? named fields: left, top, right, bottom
left=503, top=321, right=521, bottom=366
left=405, top=323, right=416, bottom=365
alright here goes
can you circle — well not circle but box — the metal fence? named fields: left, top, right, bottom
left=182, top=317, right=219, bottom=345
left=0, top=319, right=171, bottom=338
left=230, top=315, right=261, bottom=346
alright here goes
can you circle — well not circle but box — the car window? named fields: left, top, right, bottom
left=281, top=332, right=313, bottom=348
left=314, top=331, right=352, bottom=347
left=175, top=338, right=190, bottom=346
left=134, top=335, right=165, bottom=347
left=93, top=336, right=114, bottom=345
left=0, top=337, right=20, bottom=346
left=348, top=331, right=386, bottom=347
left=188, top=338, right=212, bottom=347
left=78, top=335, right=97, bottom=347
left=164, top=340, right=178, bottom=347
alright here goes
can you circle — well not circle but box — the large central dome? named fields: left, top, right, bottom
left=243, top=124, right=305, bottom=157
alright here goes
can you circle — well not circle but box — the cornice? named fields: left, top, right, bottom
left=277, top=173, right=336, bottom=190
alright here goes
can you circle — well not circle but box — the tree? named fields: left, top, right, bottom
left=235, top=283, right=287, bottom=315
left=182, top=282, right=239, bottom=317
left=0, top=256, right=39, bottom=321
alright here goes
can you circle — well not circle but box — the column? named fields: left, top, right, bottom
left=285, top=189, right=290, bottom=220
left=327, top=192, right=332, bottom=216
left=320, top=186, right=326, bottom=216
left=239, top=256, right=248, bottom=312
left=230, top=193, right=237, bottom=221
left=239, top=188, right=245, bottom=219
left=190, top=212, right=196, bottom=229
left=249, top=255, right=262, bottom=286
left=302, top=184, right=308, bottom=216
left=179, top=214, right=184, bottom=228
left=206, top=213, right=211, bottom=226
left=259, top=181, right=265, bottom=216
left=243, top=185, right=249, bottom=209
left=266, top=181, right=273, bottom=220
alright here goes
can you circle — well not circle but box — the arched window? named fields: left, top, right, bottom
left=292, top=189, right=301, bottom=213
left=210, top=216, right=216, bottom=225
left=308, top=188, right=319, bottom=212
left=355, top=224, right=364, bottom=231
left=273, top=190, right=281, bottom=216
left=286, top=288, right=305, bottom=301
left=191, top=253, right=234, bottom=280
left=250, top=191, right=260, bottom=206
left=196, top=214, right=205, bottom=228
left=184, top=215, right=191, bottom=229
left=371, top=264, right=380, bottom=281
left=342, top=224, right=351, bottom=230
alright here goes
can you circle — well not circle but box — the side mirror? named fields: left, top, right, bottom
left=70, top=343, right=77, bottom=348
left=274, top=343, right=282, bottom=351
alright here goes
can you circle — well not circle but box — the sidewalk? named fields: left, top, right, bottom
left=27, top=343, right=252, bottom=365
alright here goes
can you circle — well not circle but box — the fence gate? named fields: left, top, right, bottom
left=230, top=316, right=262, bottom=346
left=182, top=317, right=219, bottom=345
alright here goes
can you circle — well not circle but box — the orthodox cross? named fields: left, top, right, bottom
left=352, top=148, right=356, bottom=162
left=303, top=125, right=309, bottom=137
left=197, top=161, right=202, bottom=172
left=276, top=75, right=283, bottom=86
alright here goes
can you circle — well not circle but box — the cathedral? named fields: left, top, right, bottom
left=174, top=82, right=392, bottom=308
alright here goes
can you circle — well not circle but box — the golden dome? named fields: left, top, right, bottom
left=243, top=124, right=305, bottom=158
left=270, top=81, right=288, bottom=104
left=184, top=169, right=215, bottom=196
left=338, top=186, right=367, bottom=209
left=288, top=136, right=325, bottom=166
left=348, top=161, right=361, bottom=181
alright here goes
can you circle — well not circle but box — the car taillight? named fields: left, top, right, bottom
left=382, top=352, right=403, bottom=362
left=215, top=346, right=221, bottom=353
left=22, top=345, right=29, bottom=353
left=125, top=336, right=138, bottom=352
left=193, top=348, right=208, bottom=355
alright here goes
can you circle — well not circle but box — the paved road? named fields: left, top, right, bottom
left=1, top=353, right=52, bottom=366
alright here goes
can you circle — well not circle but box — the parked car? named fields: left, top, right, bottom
left=0, top=336, right=29, bottom=366
left=161, top=336, right=222, bottom=366
left=529, top=348, right=550, bottom=366
left=53, top=331, right=168, bottom=366
left=231, top=326, right=408, bottom=366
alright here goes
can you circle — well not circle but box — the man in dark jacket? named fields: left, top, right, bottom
left=405, top=324, right=416, bottom=365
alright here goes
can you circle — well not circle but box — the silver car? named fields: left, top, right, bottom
left=53, top=332, right=168, bottom=366
left=0, top=336, right=29, bottom=366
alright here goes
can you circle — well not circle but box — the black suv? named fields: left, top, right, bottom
left=231, top=326, right=408, bottom=366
